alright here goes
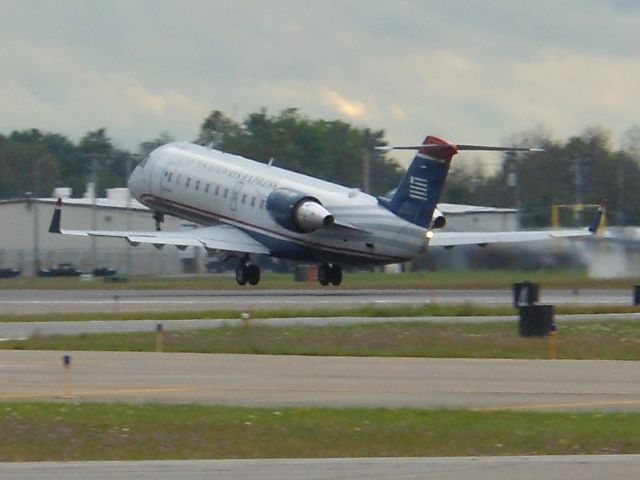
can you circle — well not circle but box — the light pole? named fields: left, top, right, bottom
left=506, top=152, right=522, bottom=229
left=25, top=191, right=40, bottom=275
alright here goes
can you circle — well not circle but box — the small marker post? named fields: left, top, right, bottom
left=549, top=324, right=558, bottom=360
left=156, top=323, right=164, bottom=352
left=62, top=354, right=73, bottom=398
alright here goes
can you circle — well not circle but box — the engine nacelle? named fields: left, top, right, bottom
left=266, top=188, right=334, bottom=233
left=431, top=208, right=446, bottom=229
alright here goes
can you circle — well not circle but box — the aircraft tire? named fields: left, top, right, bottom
left=317, top=263, right=331, bottom=286
left=235, top=264, right=248, bottom=286
left=247, top=264, right=261, bottom=285
left=329, top=264, right=343, bottom=286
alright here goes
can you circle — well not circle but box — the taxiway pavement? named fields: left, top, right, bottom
left=2, top=456, right=640, bottom=480
left=0, top=288, right=634, bottom=315
left=1, top=351, right=640, bottom=411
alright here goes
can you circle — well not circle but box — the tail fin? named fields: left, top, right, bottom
left=49, top=198, right=63, bottom=233
left=386, top=136, right=457, bottom=228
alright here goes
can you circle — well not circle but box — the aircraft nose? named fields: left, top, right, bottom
left=128, top=166, right=144, bottom=199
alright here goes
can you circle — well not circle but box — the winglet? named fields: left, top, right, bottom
left=48, top=198, right=63, bottom=234
left=588, top=199, right=607, bottom=233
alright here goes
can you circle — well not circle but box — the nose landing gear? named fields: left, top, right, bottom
left=318, top=263, right=342, bottom=286
left=152, top=211, right=164, bottom=231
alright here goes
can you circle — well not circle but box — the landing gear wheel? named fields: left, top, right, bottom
left=247, top=264, right=261, bottom=286
left=318, top=263, right=331, bottom=286
left=235, top=264, right=248, bottom=286
left=329, top=264, right=343, bottom=286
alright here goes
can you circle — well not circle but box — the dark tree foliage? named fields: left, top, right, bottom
left=2, top=114, right=639, bottom=229
left=0, top=129, right=62, bottom=198
left=441, top=127, right=640, bottom=227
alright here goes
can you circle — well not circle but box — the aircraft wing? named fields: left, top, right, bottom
left=428, top=228, right=595, bottom=248
left=48, top=201, right=270, bottom=255
left=429, top=199, right=606, bottom=248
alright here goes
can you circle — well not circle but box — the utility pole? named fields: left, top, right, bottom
left=90, top=155, right=98, bottom=271
left=617, top=164, right=625, bottom=225
left=31, top=158, right=42, bottom=275
left=572, top=154, right=584, bottom=224
left=126, top=154, right=134, bottom=275
left=362, top=130, right=374, bottom=194
left=506, top=152, right=522, bottom=228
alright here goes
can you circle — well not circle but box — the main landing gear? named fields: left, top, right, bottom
left=235, top=262, right=261, bottom=286
left=317, top=263, right=342, bottom=286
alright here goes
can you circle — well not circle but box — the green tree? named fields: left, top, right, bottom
left=139, top=131, right=174, bottom=157
left=195, top=108, right=402, bottom=195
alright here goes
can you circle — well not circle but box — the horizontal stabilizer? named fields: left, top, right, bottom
left=376, top=144, right=544, bottom=153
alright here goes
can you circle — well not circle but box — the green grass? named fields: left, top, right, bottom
left=4, top=320, right=640, bottom=360
left=3, top=303, right=640, bottom=324
left=1, top=403, right=639, bottom=461
left=1, top=268, right=637, bottom=290
left=0, top=304, right=519, bottom=323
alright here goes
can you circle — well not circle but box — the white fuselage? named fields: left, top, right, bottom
left=128, top=143, right=427, bottom=265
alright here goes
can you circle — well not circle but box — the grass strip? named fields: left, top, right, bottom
left=0, top=304, right=518, bottom=323
left=1, top=403, right=639, bottom=461
left=0, top=268, right=637, bottom=290
left=3, top=304, right=640, bottom=323
left=4, top=320, right=640, bottom=360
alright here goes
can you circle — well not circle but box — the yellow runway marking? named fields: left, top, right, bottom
left=0, top=386, right=197, bottom=401
left=473, top=398, right=640, bottom=411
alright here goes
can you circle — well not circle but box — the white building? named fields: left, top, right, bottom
left=0, top=188, right=198, bottom=276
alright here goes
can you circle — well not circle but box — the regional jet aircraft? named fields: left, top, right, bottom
left=49, top=135, right=604, bottom=286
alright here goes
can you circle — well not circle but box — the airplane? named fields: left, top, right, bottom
left=48, top=135, right=605, bottom=286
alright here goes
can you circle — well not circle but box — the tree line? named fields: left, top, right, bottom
left=1, top=108, right=639, bottom=227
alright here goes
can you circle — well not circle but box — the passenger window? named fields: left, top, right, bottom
left=215, top=186, right=219, bottom=196
left=205, top=184, right=210, bottom=193
left=186, top=178, right=191, bottom=188
left=260, top=200, right=265, bottom=209
left=195, top=180, right=200, bottom=190
left=224, top=189, right=228, bottom=199
left=251, top=197, right=256, bottom=207
left=242, top=194, right=246, bottom=204
left=168, top=173, right=173, bottom=182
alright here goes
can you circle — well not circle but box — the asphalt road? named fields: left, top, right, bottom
left=0, top=288, right=635, bottom=314
left=2, top=456, right=640, bottom=480
left=2, top=351, right=640, bottom=411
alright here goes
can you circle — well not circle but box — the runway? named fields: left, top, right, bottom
left=3, top=456, right=640, bottom=480
left=1, top=351, right=640, bottom=411
left=0, top=288, right=635, bottom=314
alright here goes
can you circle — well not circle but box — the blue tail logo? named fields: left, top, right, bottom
left=386, top=136, right=457, bottom=228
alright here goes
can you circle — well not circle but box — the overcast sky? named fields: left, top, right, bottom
left=1, top=0, right=639, bottom=167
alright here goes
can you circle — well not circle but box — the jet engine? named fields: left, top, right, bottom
left=431, top=208, right=446, bottom=229
left=266, top=188, right=334, bottom=233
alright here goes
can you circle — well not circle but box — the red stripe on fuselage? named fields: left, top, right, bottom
left=139, top=194, right=408, bottom=263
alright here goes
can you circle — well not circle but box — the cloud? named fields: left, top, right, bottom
left=322, top=89, right=367, bottom=118
left=0, top=0, right=639, bottom=154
